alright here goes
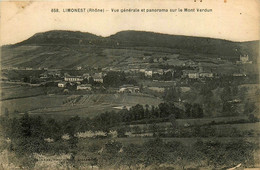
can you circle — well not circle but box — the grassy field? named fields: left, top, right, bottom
left=29, top=93, right=163, bottom=118
left=0, top=95, right=66, bottom=114
left=1, top=84, right=45, bottom=100
left=1, top=91, right=163, bottom=118
left=116, top=136, right=260, bottom=147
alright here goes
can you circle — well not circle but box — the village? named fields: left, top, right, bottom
left=2, top=54, right=252, bottom=98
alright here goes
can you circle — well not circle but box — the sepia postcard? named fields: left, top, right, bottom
left=0, top=0, right=259, bottom=169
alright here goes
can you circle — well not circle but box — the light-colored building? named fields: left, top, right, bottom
left=236, top=55, right=252, bottom=64
left=188, top=72, right=199, bottom=79
left=58, top=82, right=67, bottom=88
left=145, top=70, right=153, bottom=77
left=118, top=85, right=140, bottom=93
left=153, top=69, right=164, bottom=75
left=77, top=84, right=92, bottom=90
left=233, top=73, right=246, bottom=77
left=40, top=72, right=48, bottom=79
left=139, top=69, right=146, bottom=73
left=240, top=55, right=249, bottom=63
left=64, top=76, right=83, bottom=82
left=93, top=73, right=103, bottom=83
left=148, top=87, right=165, bottom=92
left=199, top=72, right=213, bottom=78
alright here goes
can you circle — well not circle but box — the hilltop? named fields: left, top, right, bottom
left=1, top=30, right=259, bottom=69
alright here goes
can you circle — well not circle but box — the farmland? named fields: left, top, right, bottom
left=0, top=84, right=162, bottom=119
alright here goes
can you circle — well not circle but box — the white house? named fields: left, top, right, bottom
left=232, top=73, right=246, bottom=77
left=77, top=84, right=92, bottom=90
left=58, top=82, right=67, bottom=88
left=64, top=76, right=83, bottom=82
left=199, top=72, right=213, bottom=78
left=188, top=72, right=199, bottom=79
left=145, top=70, right=153, bottom=77
left=93, top=73, right=103, bottom=83
left=236, top=55, right=252, bottom=64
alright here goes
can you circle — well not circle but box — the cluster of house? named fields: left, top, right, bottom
left=58, top=72, right=141, bottom=93
left=182, top=64, right=214, bottom=79
left=58, top=81, right=93, bottom=91
left=118, top=84, right=140, bottom=93
left=57, top=72, right=104, bottom=90
left=130, top=68, right=174, bottom=77
left=40, top=69, right=61, bottom=79
left=183, top=71, right=214, bottom=79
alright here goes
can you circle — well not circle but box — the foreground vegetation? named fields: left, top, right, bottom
left=0, top=110, right=259, bottom=169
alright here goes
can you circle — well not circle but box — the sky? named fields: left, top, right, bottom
left=0, top=0, right=259, bottom=45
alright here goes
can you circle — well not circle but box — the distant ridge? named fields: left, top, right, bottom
left=16, top=30, right=259, bottom=56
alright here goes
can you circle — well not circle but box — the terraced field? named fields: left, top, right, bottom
left=1, top=91, right=162, bottom=118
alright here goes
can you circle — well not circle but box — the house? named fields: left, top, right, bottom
left=64, top=76, right=83, bottom=82
left=139, top=69, right=146, bottom=73
left=58, top=82, right=67, bottom=88
left=77, top=84, right=92, bottom=90
left=145, top=70, right=153, bottom=77
left=148, top=87, right=165, bottom=92
left=118, top=84, right=140, bottom=93
left=153, top=58, right=158, bottom=63
left=92, top=73, right=103, bottom=83
left=188, top=72, right=199, bottom=79
left=240, top=55, right=249, bottom=63
left=199, top=72, right=213, bottom=78
left=153, top=69, right=164, bottom=75
left=40, top=72, right=48, bottom=79
left=180, top=87, right=191, bottom=93
left=232, top=73, right=246, bottom=77
left=48, top=70, right=61, bottom=77
left=236, top=55, right=252, bottom=64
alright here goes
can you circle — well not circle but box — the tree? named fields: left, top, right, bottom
left=131, top=104, right=144, bottom=120
left=184, top=103, right=192, bottom=118
left=23, top=76, right=30, bottom=83
left=116, top=126, right=127, bottom=138
left=221, top=86, right=232, bottom=102
left=248, top=114, right=258, bottom=123
left=82, top=78, right=89, bottom=84
left=45, top=118, right=62, bottom=141
left=144, top=104, right=150, bottom=118
left=89, top=76, right=95, bottom=85
left=168, top=114, right=177, bottom=129
left=244, top=100, right=256, bottom=115
left=222, top=102, right=238, bottom=116
left=191, top=104, right=204, bottom=118
left=20, top=112, right=32, bottom=137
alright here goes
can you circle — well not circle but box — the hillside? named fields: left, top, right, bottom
left=16, top=30, right=104, bottom=46
left=110, top=31, right=259, bottom=57
left=1, top=30, right=259, bottom=69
